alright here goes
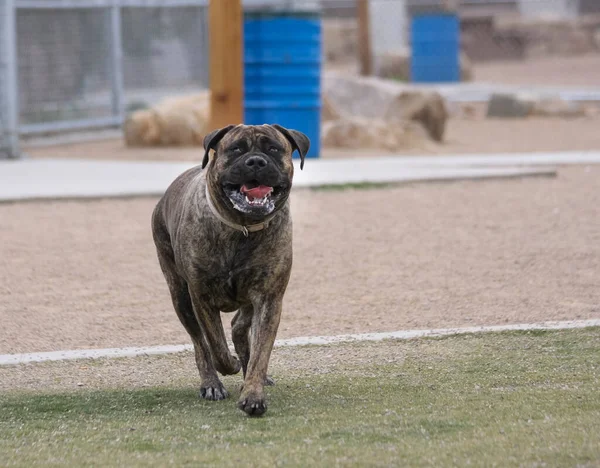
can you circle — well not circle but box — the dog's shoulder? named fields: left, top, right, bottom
left=162, top=165, right=205, bottom=205
left=153, top=164, right=205, bottom=230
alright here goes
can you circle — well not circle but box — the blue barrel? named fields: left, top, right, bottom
left=410, top=13, right=460, bottom=83
left=244, top=11, right=321, bottom=159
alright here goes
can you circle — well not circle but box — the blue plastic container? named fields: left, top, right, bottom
left=410, top=13, right=460, bottom=83
left=244, top=11, right=321, bottom=159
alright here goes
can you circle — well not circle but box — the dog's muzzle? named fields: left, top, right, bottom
left=221, top=154, right=289, bottom=216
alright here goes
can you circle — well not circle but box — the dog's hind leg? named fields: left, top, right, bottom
left=153, top=233, right=229, bottom=400
left=231, top=307, right=252, bottom=377
left=187, top=289, right=242, bottom=377
left=169, top=279, right=230, bottom=400
left=232, top=306, right=275, bottom=386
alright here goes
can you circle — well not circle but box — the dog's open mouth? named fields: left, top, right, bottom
left=240, top=182, right=273, bottom=207
left=223, top=180, right=283, bottom=215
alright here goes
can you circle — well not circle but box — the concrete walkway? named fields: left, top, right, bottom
left=2, top=150, right=600, bottom=202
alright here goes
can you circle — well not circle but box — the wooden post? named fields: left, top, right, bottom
left=357, top=0, right=373, bottom=76
left=209, top=0, right=244, bottom=131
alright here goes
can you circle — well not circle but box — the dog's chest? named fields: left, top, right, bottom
left=191, top=249, right=270, bottom=312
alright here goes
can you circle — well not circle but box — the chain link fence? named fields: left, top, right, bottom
left=17, top=6, right=115, bottom=132
left=121, top=5, right=209, bottom=110
left=2, top=0, right=600, bottom=158
left=0, top=1, right=8, bottom=158
left=0, top=0, right=209, bottom=158
left=0, top=0, right=18, bottom=159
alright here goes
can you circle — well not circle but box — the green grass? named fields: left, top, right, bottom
left=1, top=329, right=599, bottom=467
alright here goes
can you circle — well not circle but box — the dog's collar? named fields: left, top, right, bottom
left=204, top=184, right=276, bottom=237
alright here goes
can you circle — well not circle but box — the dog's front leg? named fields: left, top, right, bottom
left=237, top=297, right=283, bottom=417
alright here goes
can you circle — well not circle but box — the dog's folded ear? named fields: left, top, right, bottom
left=272, top=124, right=311, bottom=170
left=202, top=125, right=237, bottom=169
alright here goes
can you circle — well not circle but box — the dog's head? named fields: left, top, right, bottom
left=202, top=124, right=310, bottom=219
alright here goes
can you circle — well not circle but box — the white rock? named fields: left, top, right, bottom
left=322, top=117, right=433, bottom=152
left=323, top=74, right=449, bottom=142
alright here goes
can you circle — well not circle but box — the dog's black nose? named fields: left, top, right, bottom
left=245, top=155, right=268, bottom=169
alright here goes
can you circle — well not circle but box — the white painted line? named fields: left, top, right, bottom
left=1, top=319, right=598, bottom=367
left=0, top=344, right=193, bottom=366
left=274, top=319, right=600, bottom=347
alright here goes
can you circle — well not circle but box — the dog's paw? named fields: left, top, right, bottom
left=199, top=381, right=229, bottom=401
left=238, top=392, right=267, bottom=417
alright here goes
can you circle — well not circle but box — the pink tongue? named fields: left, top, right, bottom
left=241, top=185, right=273, bottom=200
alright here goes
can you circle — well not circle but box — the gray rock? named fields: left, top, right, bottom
left=487, top=93, right=585, bottom=119
left=486, top=93, right=534, bottom=119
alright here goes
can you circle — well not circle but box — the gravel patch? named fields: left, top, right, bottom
left=1, top=166, right=599, bottom=354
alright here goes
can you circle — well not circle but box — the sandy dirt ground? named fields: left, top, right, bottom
left=1, top=166, right=599, bottom=355
left=474, top=54, right=600, bottom=88
left=23, top=114, right=600, bottom=163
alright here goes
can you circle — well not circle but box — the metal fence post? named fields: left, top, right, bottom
left=3, top=0, right=20, bottom=159
left=110, top=0, right=125, bottom=125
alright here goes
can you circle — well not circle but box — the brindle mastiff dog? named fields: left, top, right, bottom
left=151, top=124, right=310, bottom=416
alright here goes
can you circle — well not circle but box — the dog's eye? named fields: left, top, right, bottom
left=268, top=146, right=279, bottom=154
left=231, top=147, right=242, bottom=155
